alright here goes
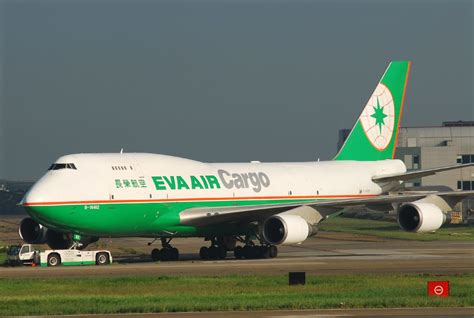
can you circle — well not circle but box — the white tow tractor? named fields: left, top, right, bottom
left=6, top=243, right=113, bottom=267
left=7, top=244, right=37, bottom=266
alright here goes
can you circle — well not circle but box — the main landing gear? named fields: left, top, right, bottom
left=199, top=237, right=228, bottom=260
left=234, top=244, right=278, bottom=259
left=150, top=238, right=179, bottom=262
left=199, top=236, right=278, bottom=260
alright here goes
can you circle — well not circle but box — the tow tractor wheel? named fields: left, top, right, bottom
left=47, top=253, right=61, bottom=267
left=96, top=252, right=110, bottom=265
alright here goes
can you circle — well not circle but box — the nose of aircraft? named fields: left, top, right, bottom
left=21, top=178, right=59, bottom=228
left=22, top=183, right=48, bottom=206
left=22, top=185, right=47, bottom=223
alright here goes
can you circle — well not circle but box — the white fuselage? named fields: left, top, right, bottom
left=24, top=153, right=406, bottom=205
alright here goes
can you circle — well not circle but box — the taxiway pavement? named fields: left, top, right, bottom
left=2, top=232, right=473, bottom=278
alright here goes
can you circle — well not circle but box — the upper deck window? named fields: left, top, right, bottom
left=48, top=163, right=77, bottom=170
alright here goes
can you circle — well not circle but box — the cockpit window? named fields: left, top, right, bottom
left=48, top=163, right=77, bottom=170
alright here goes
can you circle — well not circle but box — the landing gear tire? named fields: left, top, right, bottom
left=199, top=235, right=231, bottom=260
left=242, top=245, right=254, bottom=259
left=234, top=246, right=244, bottom=259
left=200, top=245, right=227, bottom=260
left=235, top=245, right=278, bottom=259
left=160, top=247, right=179, bottom=261
left=199, top=246, right=209, bottom=260
left=170, top=248, right=179, bottom=261
left=269, top=245, right=278, bottom=258
left=262, top=246, right=271, bottom=259
left=151, top=248, right=161, bottom=262
left=217, top=246, right=227, bottom=259
left=151, top=247, right=179, bottom=262
left=208, top=246, right=218, bottom=260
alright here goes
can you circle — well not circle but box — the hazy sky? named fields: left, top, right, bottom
left=1, top=0, right=473, bottom=180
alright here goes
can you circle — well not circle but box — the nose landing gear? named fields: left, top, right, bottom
left=150, top=238, right=179, bottom=262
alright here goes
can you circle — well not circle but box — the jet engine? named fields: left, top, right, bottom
left=397, top=201, right=447, bottom=233
left=19, top=217, right=98, bottom=249
left=19, top=217, right=48, bottom=244
left=262, top=214, right=316, bottom=245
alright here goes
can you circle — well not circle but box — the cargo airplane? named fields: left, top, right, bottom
left=20, top=61, right=474, bottom=262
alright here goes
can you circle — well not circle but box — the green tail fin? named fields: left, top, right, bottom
left=334, top=61, right=411, bottom=161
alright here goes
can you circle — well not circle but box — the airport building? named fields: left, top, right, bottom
left=338, top=121, right=474, bottom=222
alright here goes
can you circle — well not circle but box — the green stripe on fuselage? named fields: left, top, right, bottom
left=25, top=198, right=321, bottom=237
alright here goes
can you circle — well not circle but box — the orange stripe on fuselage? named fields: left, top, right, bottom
left=23, top=194, right=378, bottom=206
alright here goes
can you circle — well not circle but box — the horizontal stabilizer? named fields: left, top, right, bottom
left=372, top=163, right=474, bottom=183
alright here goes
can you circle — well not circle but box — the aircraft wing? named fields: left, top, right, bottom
left=179, top=190, right=474, bottom=226
left=372, top=163, right=474, bottom=183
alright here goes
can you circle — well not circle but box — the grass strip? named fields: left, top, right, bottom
left=0, top=273, right=473, bottom=315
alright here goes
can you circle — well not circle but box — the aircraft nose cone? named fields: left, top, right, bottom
left=22, top=183, right=49, bottom=206
left=22, top=183, right=56, bottom=227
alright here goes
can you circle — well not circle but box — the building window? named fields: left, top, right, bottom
left=413, top=155, right=420, bottom=169
left=459, top=154, right=474, bottom=164
left=458, top=180, right=474, bottom=190
left=463, top=181, right=471, bottom=190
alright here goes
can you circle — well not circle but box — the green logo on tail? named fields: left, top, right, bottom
left=372, top=98, right=387, bottom=133
left=359, top=83, right=395, bottom=151
left=334, top=61, right=411, bottom=161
